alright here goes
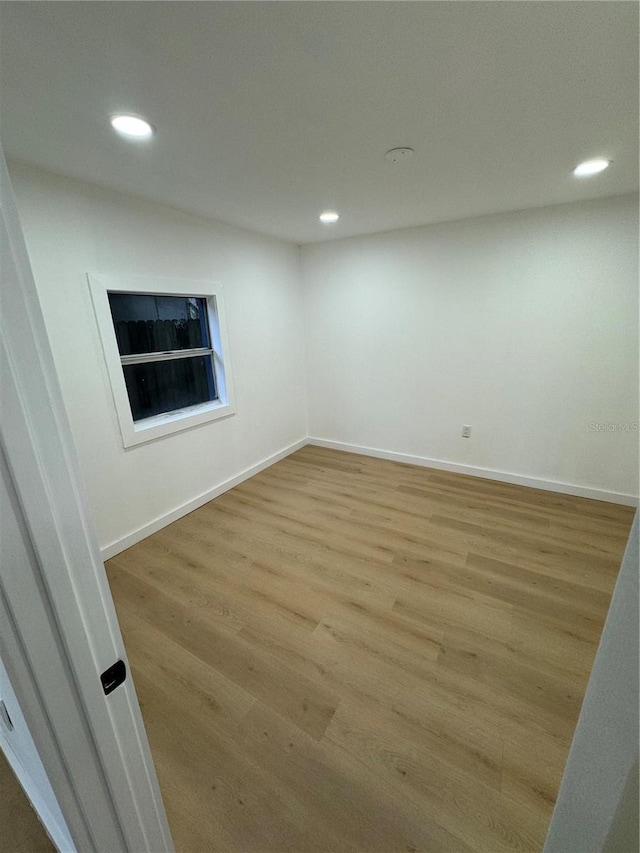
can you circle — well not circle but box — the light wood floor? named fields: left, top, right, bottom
left=106, top=446, right=635, bottom=853
left=0, top=750, right=55, bottom=853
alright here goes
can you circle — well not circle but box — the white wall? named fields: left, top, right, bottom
left=9, top=162, right=307, bottom=555
left=544, top=513, right=638, bottom=853
left=10, top=164, right=639, bottom=561
left=302, top=195, right=639, bottom=500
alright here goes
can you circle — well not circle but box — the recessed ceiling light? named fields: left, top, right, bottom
left=573, top=158, right=610, bottom=177
left=110, top=114, right=155, bottom=140
left=384, top=147, right=414, bottom=163
left=319, top=211, right=339, bottom=223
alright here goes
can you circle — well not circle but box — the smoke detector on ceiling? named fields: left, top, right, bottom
left=384, top=147, right=414, bottom=163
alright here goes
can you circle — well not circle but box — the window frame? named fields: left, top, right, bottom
left=88, top=273, right=235, bottom=447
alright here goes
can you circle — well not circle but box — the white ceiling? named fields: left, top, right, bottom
left=1, top=2, right=637, bottom=244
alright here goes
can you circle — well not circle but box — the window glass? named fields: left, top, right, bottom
left=122, top=356, right=217, bottom=421
left=108, top=293, right=210, bottom=355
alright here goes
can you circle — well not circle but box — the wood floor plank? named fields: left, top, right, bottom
left=310, top=619, right=505, bottom=789
left=0, top=751, right=55, bottom=853
left=393, top=584, right=514, bottom=642
left=436, top=629, right=584, bottom=731
left=309, top=604, right=581, bottom=746
left=117, top=606, right=257, bottom=728
left=235, top=699, right=473, bottom=853
left=109, top=569, right=340, bottom=741
left=464, top=552, right=611, bottom=616
left=500, top=728, right=569, bottom=820
left=106, top=446, right=634, bottom=852
left=397, top=479, right=634, bottom=534
left=323, top=699, right=548, bottom=853
left=510, top=608, right=601, bottom=679
left=391, top=551, right=609, bottom=643
left=134, top=669, right=342, bottom=853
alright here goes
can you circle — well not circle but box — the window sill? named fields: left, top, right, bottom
left=123, top=400, right=235, bottom=448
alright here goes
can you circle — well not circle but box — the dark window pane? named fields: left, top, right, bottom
left=108, top=293, right=210, bottom=356
left=123, top=356, right=217, bottom=421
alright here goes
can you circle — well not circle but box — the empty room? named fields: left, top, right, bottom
left=0, top=2, right=638, bottom=852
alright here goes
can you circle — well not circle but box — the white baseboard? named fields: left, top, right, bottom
left=100, top=438, right=307, bottom=560
left=101, top=434, right=637, bottom=559
left=307, top=437, right=639, bottom=507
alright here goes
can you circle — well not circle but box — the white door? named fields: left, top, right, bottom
left=0, top=472, right=74, bottom=852
left=0, top=147, right=173, bottom=851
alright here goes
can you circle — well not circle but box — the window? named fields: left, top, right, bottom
left=109, top=293, right=218, bottom=421
left=88, top=274, right=234, bottom=447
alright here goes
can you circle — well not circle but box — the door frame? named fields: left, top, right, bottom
left=0, top=148, right=173, bottom=850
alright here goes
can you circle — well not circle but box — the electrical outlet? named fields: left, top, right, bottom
left=462, top=425, right=471, bottom=438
